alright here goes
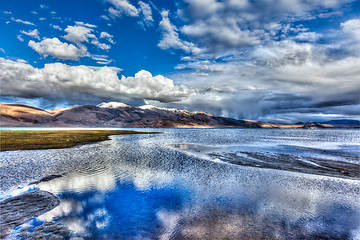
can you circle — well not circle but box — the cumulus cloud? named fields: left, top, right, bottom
left=90, top=40, right=111, bottom=50
left=62, top=24, right=96, bottom=46
left=3, top=1, right=359, bottom=122
left=105, top=0, right=155, bottom=30
left=0, top=58, right=196, bottom=105
left=138, top=1, right=153, bottom=29
left=20, top=29, right=40, bottom=40
left=161, top=37, right=360, bottom=122
left=118, top=70, right=196, bottom=102
left=340, top=18, right=360, bottom=54
left=154, top=0, right=357, bottom=58
left=106, top=0, right=139, bottom=18
left=341, top=19, right=360, bottom=39
left=51, top=24, right=62, bottom=30
left=0, top=58, right=49, bottom=98
left=28, top=38, right=88, bottom=60
left=62, top=23, right=112, bottom=50
left=158, top=10, right=202, bottom=55
left=100, top=32, right=115, bottom=44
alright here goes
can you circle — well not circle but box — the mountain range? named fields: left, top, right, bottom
left=0, top=103, right=359, bottom=129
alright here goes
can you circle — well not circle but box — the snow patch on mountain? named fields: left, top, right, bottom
left=97, top=102, right=128, bottom=108
left=139, top=105, right=182, bottom=113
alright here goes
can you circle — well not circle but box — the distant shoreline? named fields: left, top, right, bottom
left=0, top=130, right=161, bottom=152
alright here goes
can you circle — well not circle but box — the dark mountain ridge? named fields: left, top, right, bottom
left=1, top=103, right=358, bottom=129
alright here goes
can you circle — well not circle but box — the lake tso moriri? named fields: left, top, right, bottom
left=1, top=129, right=359, bottom=239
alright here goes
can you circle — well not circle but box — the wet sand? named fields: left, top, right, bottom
left=173, top=143, right=360, bottom=180
left=0, top=190, right=61, bottom=238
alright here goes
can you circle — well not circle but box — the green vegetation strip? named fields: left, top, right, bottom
left=0, top=130, right=160, bottom=151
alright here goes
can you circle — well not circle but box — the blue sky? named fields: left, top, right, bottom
left=1, top=0, right=359, bottom=122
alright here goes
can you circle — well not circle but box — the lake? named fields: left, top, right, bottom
left=1, top=129, right=359, bottom=239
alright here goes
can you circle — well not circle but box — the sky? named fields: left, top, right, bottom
left=0, top=0, right=359, bottom=123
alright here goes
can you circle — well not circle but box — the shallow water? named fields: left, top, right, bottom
left=1, top=129, right=360, bottom=239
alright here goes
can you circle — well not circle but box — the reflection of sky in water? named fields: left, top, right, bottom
left=1, top=129, right=360, bottom=239
left=38, top=183, right=186, bottom=239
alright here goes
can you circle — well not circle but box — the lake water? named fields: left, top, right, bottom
left=1, top=129, right=359, bottom=239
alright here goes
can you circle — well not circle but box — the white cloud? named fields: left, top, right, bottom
left=97, top=60, right=113, bottom=65
left=165, top=0, right=357, bottom=58
left=118, top=70, right=196, bottom=101
left=108, top=7, right=121, bottom=18
left=330, top=18, right=360, bottom=57
left=20, top=29, right=40, bottom=40
left=51, top=24, right=62, bottom=30
left=91, top=40, right=111, bottom=50
left=163, top=36, right=360, bottom=121
left=40, top=4, right=49, bottom=9
left=179, top=13, right=260, bottom=53
left=100, top=15, right=110, bottom=21
left=31, top=11, right=38, bottom=15
left=106, top=0, right=139, bottom=18
left=100, top=32, right=115, bottom=44
left=63, top=23, right=113, bottom=51
left=290, top=26, right=309, bottom=34
left=91, top=55, right=114, bottom=65
left=138, top=1, right=153, bottom=28
left=11, top=17, right=36, bottom=26
left=0, top=48, right=5, bottom=54
left=251, top=40, right=315, bottom=66
left=181, top=56, right=194, bottom=61
left=0, top=58, right=196, bottom=103
left=294, top=32, right=322, bottom=42
left=17, top=35, right=24, bottom=42
left=341, top=18, right=360, bottom=42
left=28, top=38, right=88, bottom=60
left=158, top=10, right=202, bottom=55
left=63, top=25, right=96, bottom=46
left=74, top=21, right=97, bottom=28
left=0, top=58, right=48, bottom=97
left=88, top=65, right=121, bottom=73
left=3, top=11, right=12, bottom=14
left=39, top=18, right=46, bottom=21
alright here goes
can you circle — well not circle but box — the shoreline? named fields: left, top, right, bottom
left=0, top=130, right=161, bottom=152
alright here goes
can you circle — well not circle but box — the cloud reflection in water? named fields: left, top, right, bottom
left=2, top=129, right=359, bottom=239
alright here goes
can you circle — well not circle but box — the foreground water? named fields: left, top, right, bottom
left=1, top=129, right=359, bottom=239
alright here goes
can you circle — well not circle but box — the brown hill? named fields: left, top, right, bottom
left=0, top=103, right=338, bottom=128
